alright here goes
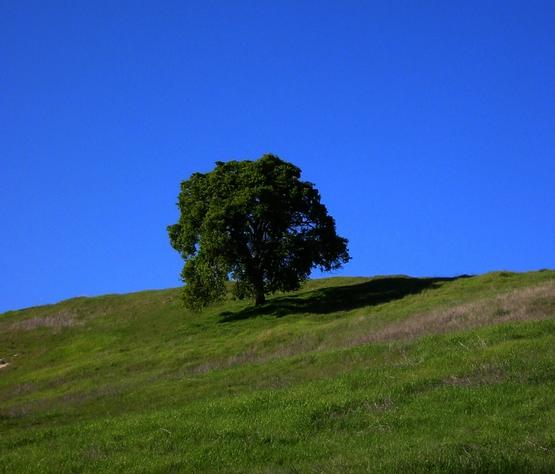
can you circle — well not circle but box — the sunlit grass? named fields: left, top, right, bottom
left=1, top=270, right=554, bottom=472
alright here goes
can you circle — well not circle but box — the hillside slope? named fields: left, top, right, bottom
left=1, top=271, right=555, bottom=473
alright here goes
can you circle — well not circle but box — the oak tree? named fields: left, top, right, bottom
left=168, top=154, right=350, bottom=310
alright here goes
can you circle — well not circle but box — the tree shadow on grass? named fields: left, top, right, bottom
left=219, top=275, right=471, bottom=323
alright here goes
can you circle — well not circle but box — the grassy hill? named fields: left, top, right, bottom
left=1, top=270, right=555, bottom=473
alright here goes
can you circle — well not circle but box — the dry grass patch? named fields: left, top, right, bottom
left=187, top=333, right=321, bottom=375
left=354, top=282, right=555, bottom=345
left=443, top=363, right=506, bottom=387
left=0, top=384, right=122, bottom=419
left=8, top=310, right=81, bottom=332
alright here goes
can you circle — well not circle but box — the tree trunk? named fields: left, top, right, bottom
left=254, top=287, right=266, bottom=306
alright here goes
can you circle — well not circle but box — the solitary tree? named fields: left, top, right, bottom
left=168, top=154, right=350, bottom=310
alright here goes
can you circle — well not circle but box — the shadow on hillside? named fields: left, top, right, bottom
left=219, top=275, right=471, bottom=323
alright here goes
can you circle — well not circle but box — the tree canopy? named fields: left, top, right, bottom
left=168, top=154, right=350, bottom=310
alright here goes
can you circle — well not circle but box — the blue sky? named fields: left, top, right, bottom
left=1, top=1, right=554, bottom=312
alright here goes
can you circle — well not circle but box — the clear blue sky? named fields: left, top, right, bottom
left=2, top=1, right=554, bottom=312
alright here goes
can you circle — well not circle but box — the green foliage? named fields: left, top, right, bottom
left=168, top=154, right=350, bottom=309
left=1, top=270, right=555, bottom=472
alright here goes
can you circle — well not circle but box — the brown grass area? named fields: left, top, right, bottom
left=353, top=281, right=555, bottom=346
left=8, top=310, right=81, bottom=332
left=442, top=363, right=506, bottom=387
left=0, top=384, right=122, bottom=419
left=187, top=333, right=321, bottom=375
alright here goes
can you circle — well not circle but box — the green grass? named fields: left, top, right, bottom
left=1, top=270, right=555, bottom=473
